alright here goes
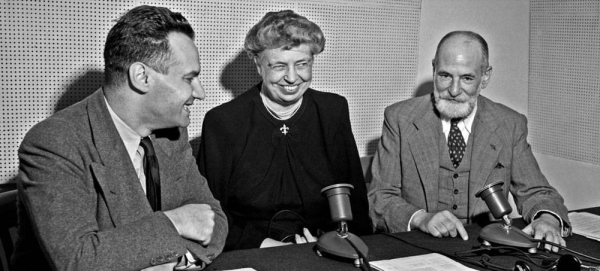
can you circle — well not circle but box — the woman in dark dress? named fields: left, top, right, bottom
left=197, top=10, right=372, bottom=251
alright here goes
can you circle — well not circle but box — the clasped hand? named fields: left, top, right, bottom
left=164, top=204, right=215, bottom=246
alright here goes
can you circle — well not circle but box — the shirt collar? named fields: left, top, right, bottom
left=441, top=100, right=478, bottom=134
left=104, top=97, right=142, bottom=163
left=463, top=101, right=477, bottom=134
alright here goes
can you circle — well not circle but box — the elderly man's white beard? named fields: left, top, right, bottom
left=433, top=88, right=478, bottom=119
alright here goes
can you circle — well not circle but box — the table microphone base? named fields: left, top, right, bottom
left=480, top=223, right=538, bottom=253
left=316, top=231, right=368, bottom=267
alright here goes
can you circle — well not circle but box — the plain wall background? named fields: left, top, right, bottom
left=0, top=0, right=421, bottom=183
left=2, top=0, right=598, bottom=210
left=417, top=0, right=529, bottom=115
left=418, top=0, right=600, bottom=210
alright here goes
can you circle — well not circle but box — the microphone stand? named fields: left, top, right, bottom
left=315, top=184, right=369, bottom=268
left=475, top=181, right=538, bottom=253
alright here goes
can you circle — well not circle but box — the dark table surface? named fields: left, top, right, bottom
left=206, top=207, right=600, bottom=271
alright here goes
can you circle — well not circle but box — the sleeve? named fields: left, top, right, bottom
left=334, top=98, right=373, bottom=236
left=368, top=106, right=422, bottom=233
left=176, top=128, right=228, bottom=267
left=531, top=210, right=571, bottom=237
left=17, top=120, right=186, bottom=271
left=507, top=114, right=570, bottom=230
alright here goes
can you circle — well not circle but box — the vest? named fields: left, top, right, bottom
left=438, top=129, right=475, bottom=223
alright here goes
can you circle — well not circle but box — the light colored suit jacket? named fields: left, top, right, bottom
left=14, top=88, right=227, bottom=270
left=368, top=94, right=569, bottom=233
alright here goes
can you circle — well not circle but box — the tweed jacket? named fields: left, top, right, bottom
left=13, top=88, right=227, bottom=270
left=368, top=94, right=570, bottom=233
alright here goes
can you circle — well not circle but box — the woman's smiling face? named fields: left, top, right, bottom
left=255, top=44, right=314, bottom=107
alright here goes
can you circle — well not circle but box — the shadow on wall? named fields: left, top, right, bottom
left=190, top=50, right=261, bottom=157
left=414, top=80, right=433, bottom=98
left=55, top=70, right=104, bottom=112
left=360, top=80, right=434, bottom=160
left=0, top=176, right=18, bottom=189
left=190, top=138, right=201, bottom=159
left=365, top=138, right=379, bottom=157
left=220, top=50, right=261, bottom=98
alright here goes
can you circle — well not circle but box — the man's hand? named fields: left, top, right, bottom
left=164, top=204, right=215, bottom=246
left=522, top=213, right=565, bottom=252
left=411, top=210, right=468, bottom=240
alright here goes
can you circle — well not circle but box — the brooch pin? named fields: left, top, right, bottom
left=280, top=124, right=289, bottom=135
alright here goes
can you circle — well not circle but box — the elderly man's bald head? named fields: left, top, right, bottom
left=430, top=30, right=493, bottom=119
left=433, top=31, right=489, bottom=73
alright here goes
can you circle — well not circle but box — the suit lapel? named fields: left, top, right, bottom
left=87, top=89, right=152, bottom=225
left=407, top=98, right=441, bottom=211
left=469, top=97, right=503, bottom=214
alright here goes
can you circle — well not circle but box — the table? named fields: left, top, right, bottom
left=206, top=208, right=600, bottom=271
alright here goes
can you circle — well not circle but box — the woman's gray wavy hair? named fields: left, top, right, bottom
left=244, top=10, right=325, bottom=59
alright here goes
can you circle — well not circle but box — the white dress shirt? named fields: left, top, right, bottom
left=105, top=98, right=146, bottom=191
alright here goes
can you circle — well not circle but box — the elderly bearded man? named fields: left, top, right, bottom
left=368, top=30, right=570, bottom=252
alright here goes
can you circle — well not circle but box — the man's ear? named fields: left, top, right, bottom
left=129, top=62, right=151, bottom=93
left=481, top=66, right=493, bottom=89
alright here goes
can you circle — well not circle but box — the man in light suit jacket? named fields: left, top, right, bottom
left=368, top=30, right=570, bottom=252
left=13, top=6, right=227, bottom=270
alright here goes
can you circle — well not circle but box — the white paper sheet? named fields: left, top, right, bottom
left=568, top=212, right=600, bottom=241
left=370, top=253, right=478, bottom=271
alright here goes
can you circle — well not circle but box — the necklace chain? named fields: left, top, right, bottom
left=260, top=91, right=302, bottom=121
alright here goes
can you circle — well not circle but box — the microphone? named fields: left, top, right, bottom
left=315, top=184, right=369, bottom=268
left=475, top=181, right=538, bottom=253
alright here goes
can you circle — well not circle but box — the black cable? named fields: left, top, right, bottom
left=479, top=254, right=514, bottom=271
left=381, top=232, right=504, bottom=270
left=455, top=245, right=557, bottom=269
left=452, top=256, right=510, bottom=271
left=280, top=234, right=296, bottom=243
left=267, top=209, right=307, bottom=241
left=381, top=232, right=600, bottom=270
left=344, top=237, right=373, bottom=271
left=533, top=238, right=600, bottom=264
left=380, top=232, right=572, bottom=270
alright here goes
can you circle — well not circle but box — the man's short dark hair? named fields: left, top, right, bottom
left=433, top=30, right=489, bottom=72
left=103, top=5, right=195, bottom=86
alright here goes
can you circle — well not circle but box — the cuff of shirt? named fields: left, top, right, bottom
left=532, top=210, right=571, bottom=237
left=407, top=209, right=426, bottom=232
left=174, top=251, right=205, bottom=270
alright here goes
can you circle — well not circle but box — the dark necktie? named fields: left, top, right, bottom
left=140, top=137, right=161, bottom=211
left=448, top=119, right=466, bottom=168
